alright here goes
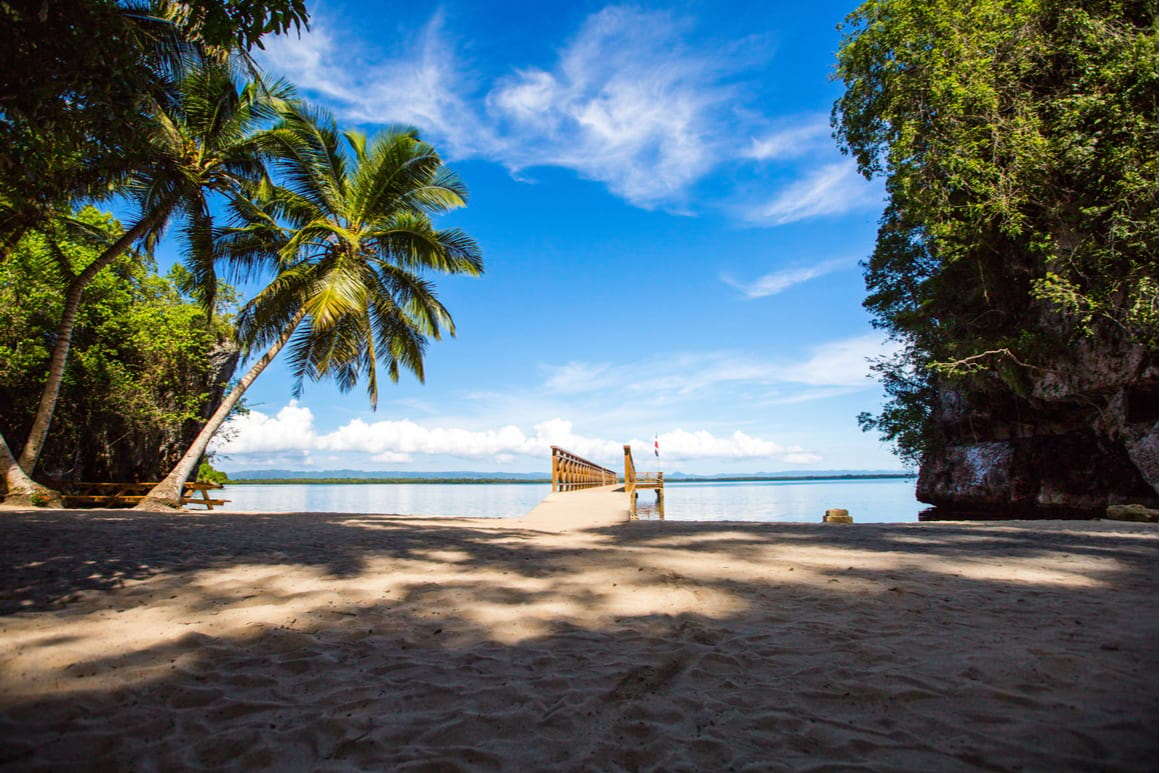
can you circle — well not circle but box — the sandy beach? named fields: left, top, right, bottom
left=0, top=506, right=1155, bottom=771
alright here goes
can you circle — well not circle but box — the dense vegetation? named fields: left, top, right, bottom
left=0, top=208, right=237, bottom=481
left=833, top=0, right=1158, bottom=466
left=0, top=0, right=483, bottom=508
left=0, top=0, right=308, bottom=240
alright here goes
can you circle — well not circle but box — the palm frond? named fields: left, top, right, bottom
left=181, top=197, right=218, bottom=312
left=349, top=130, right=444, bottom=224
left=370, top=214, right=483, bottom=276
left=229, top=105, right=482, bottom=408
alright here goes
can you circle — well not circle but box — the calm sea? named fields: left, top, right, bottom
left=217, top=478, right=922, bottom=523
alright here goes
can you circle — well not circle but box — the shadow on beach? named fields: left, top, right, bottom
left=0, top=509, right=1156, bottom=770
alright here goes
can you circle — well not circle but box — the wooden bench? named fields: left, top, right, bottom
left=56, top=481, right=229, bottom=510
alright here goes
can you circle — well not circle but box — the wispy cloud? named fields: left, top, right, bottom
left=743, top=116, right=832, bottom=161
left=538, top=333, right=895, bottom=398
left=542, top=361, right=616, bottom=394
left=260, top=7, right=738, bottom=208
left=258, top=6, right=877, bottom=223
left=779, top=333, right=899, bottom=387
left=484, top=6, right=732, bottom=207
left=722, top=257, right=850, bottom=298
left=746, top=161, right=881, bottom=226
left=259, top=11, right=500, bottom=158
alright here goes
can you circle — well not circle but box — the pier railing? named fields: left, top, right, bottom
left=624, top=444, right=664, bottom=515
left=550, top=446, right=619, bottom=492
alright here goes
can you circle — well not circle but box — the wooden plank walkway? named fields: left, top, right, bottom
left=518, top=484, right=629, bottom=532
left=540, top=445, right=664, bottom=524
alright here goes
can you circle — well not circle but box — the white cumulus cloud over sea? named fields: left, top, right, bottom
left=213, top=408, right=816, bottom=466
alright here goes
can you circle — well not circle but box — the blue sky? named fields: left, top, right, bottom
left=199, top=0, right=904, bottom=475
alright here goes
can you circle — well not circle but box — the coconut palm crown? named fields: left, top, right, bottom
left=135, top=105, right=483, bottom=509
left=232, top=103, right=484, bottom=404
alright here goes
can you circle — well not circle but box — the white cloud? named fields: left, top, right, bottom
left=744, top=117, right=831, bottom=161
left=259, top=6, right=874, bottom=221
left=259, top=11, right=500, bottom=158
left=209, top=334, right=899, bottom=469
left=370, top=451, right=413, bottom=463
left=640, top=429, right=783, bottom=461
left=259, top=7, right=727, bottom=207
left=780, top=333, right=900, bottom=387
left=484, top=6, right=727, bottom=207
left=536, top=333, right=895, bottom=398
left=782, top=452, right=823, bottom=464
left=217, top=401, right=318, bottom=452
left=214, top=410, right=807, bottom=466
left=748, top=161, right=881, bottom=225
left=723, top=257, right=850, bottom=298
left=543, top=361, right=616, bottom=393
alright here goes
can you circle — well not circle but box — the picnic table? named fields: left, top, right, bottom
left=55, top=481, right=229, bottom=509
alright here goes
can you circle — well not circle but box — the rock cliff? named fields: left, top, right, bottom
left=917, top=337, right=1158, bottom=517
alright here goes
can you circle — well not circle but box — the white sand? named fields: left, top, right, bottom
left=0, top=506, right=1155, bottom=770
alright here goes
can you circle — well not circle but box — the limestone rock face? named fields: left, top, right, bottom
left=917, top=337, right=1158, bottom=516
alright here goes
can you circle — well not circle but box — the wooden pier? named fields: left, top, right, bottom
left=623, top=444, right=664, bottom=517
left=543, top=444, right=664, bottom=521
left=550, top=446, right=619, bottom=492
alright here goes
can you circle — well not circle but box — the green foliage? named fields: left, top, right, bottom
left=224, top=103, right=485, bottom=407
left=28, top=490, right=53, bottom=507
left=127, top=59, right=295, bottom=313
left=166, top=0, right=308, bottom=51
left=0, top=207, right=236, bottom=480
left=0, top=0, right=308, bottom=242
left=196, top=458, right=230, bottom=484
left=834, top=0, right=1158, bottom=463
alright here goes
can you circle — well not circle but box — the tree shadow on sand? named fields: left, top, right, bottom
left=0, top=510, right=1156, bottom=770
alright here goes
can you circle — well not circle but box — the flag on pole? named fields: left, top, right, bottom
left=654, top=435, right=659, bottom=457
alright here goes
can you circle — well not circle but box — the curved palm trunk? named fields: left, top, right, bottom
left=1, top=429, right=61, bottom=507
left=18, top=209, right=169, bottom=473
left=135, top=309, right=308, bottom=511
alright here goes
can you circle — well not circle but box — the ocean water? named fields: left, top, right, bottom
left=217, top=478, right=922, bottom=523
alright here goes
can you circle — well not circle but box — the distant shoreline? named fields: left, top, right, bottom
left=226, top=473, right=917, bottom=486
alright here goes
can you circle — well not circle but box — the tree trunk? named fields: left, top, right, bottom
left=18, top=208, right=167, bottom=474
left=1, top=429, right=61, bottom=507
left=134, top=309, right=307, bottom=511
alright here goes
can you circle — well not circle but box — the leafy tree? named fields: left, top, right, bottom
left=834, top=0, right=1158, bottom=464
left=0, top=1, right=305, bottom=505
left=137, top=106, right=484, bottom=509
left=0, top=0, right=308, bottom=242
left=0, top=208, right=238, bottom=494
left=12, top=61, right=292, bottom=479
left=197, top=458, right=230, bottom=484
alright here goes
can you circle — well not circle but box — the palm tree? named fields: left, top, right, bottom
left=1, top=433, right=61, bottom=508
left=135, top=106, right=483, bottom=510
left=11, top=62, right=292, bottom=483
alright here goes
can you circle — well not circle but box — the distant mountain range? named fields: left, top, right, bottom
left=229, top=468, right=912, bottom=481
